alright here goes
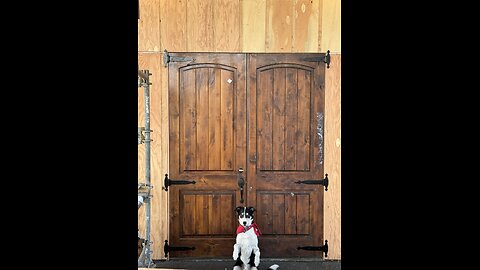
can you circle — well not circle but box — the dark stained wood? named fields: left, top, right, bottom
left=182, top=194, right=196, bottom=236
left=285, top=68, right=298, bottom=170
left=257, top=69, right=274, bottom=171
left=208, top=68, right=221, bottom=170
left=169, top=53, right=325, bottom=258
left=169, top=53, right=246, bottom=258
left=272, top=68, right=286, bottom=170
left=247, top=54, right=325, bottom=258
left=209, top=194, right=221, bottom=234
left=296, top=69, right=311, bottom=171
left=221, top=69, right=234, bottom=170
left=284, top=193, right=297, bottom=234
left=272, top=194, right=285, bottom=234
left=296, top=194, right=310, bottom=234
left=196, top=69, right=210, bottom=170
left=181, top=69, right=197, bottom=171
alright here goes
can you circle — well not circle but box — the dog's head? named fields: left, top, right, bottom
left=235, top=206, right=255, bottom=228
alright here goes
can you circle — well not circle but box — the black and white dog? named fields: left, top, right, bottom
left=233, top=206, right=279, bottom=270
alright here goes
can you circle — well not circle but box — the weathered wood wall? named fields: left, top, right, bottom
left=138, top=0, right=340, bottom=260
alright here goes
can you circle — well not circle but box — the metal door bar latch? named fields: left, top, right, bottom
left=163, top=240, right=195, bottom=257
left=297, top=240, right=328, bottom=257
left=294, top=173, right=329, bottom=191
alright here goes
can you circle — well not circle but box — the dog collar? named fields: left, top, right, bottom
left=236, top=223, right=262, bottom=236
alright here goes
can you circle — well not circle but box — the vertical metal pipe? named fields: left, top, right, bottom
left=144, top=70, right=152, bottom=266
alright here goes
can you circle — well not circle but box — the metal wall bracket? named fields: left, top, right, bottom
left=138, top=127, right=153, bottom=144
left=163, top=174, right=196, bottom=191
left=294, top=173, right=329, bottom=191
left=164, top=240, right=195, bottom=257
left=163, top=49, right=196, bottom=67
left=301, top=50, right=331, bottom=68
left=297, top=240, right=328, bottom=257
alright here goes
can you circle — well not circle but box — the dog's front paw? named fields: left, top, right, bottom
left=254, top=252, right=260, bottom=266
left=233, top=252, right=238, bottom=261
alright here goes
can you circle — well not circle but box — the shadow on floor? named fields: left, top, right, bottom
left=151, top=258, right=341, bottom=270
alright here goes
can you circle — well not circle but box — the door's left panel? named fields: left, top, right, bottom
left=168, top=53, right=247, bottom=257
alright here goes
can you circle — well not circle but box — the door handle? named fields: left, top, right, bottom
left=238, top=168, right=245, bottom=204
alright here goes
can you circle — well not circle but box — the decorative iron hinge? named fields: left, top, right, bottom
left=297, top=240, right=328, bottom=257
left=163, top=49, right=196, bottom=67
left=301, top=50, right=331, bottom=68
left=163, top=174, right=197, bottom=191
left=164, top=240, right=195, bottom=257
left=294, top=173, right=329, bottom=191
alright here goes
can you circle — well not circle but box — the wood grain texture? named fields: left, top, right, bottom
left=293, top=0, right=320, bottom=52
left=324, top=54, right=341, bottom=259
left=138, top=0, right=341, bottom=256
left=266, top=0, right=293, bottom=52
left=242, top=0, right=266, bottom=52
left=138, top=0, right=161, bottom=51
left=213, top=0, right=241, bottom=51
left=320, top=0, right=341, bottom=52
left=161, top=0, right=187, bottom=51
left=138, top=53, right=168, bottom=260
left=187, top=0, right=214, bottom=51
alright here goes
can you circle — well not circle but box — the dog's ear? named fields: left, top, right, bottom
left=235, top=206, right=243, bottom=215
left=247, top=207, right=255, bottom=213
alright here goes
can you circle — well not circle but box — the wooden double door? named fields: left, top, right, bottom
left=168, top=53, right=326, bottom=258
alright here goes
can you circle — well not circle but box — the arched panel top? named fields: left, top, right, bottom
left=180, top=63, right=237, bottom=73
left=257, top=63, right=314, bottom=73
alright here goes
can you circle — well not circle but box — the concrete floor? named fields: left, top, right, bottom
left=151, top=258, right=341, bottom=270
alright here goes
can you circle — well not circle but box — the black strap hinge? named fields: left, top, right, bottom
left=163, top=50, right=196, bottom=67
left=164, top=240, right=195, bottom=257
left=297, top=240, right=328, bottom=257
left=163, top=174, right=196, bottom=191
left=301, top=50, right=331, bottom=68
left=294, top=173, right=329, bottom=191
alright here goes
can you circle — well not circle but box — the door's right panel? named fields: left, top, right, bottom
left=247, top=54, right=326, bottom=258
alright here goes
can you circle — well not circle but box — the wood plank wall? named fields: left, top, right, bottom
left=138, top=0, right=341, bottom=260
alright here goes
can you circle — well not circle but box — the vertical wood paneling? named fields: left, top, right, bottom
left=284, top=194, right=297, bottom=234
left=196, top=69, right=209, bottom=170
left=208, top=69, right=221, bottom=170
left=195, top=195, right=209, bottom=235
left=258, top=70, right=274, bottom=170
left=293, top=0, right=319, bottom=52
left=321, top=0, right=341, bottom=52
left=242, top=0, right=266, bottom=52
left=213, top=0, right=241, bottom=51
left=187, top=0, right=214, bottom=51
left=324, top=54, right=341, bottom=259
left=266, top=0, right=293, bottom=52
left=138, top=0, right=161, bottom=51
left=272, top=194, right=285, bottom=234
left=258, top=194, right=273, bottom=234
left=140, top=0, right=340, bottom=259
left=296, top=69, right=311, bottom=170
left=272, top=68, right=286, bottom=170
left=183, top=194, right=196, bottom=235
left=285, top=68, right=298, bottom=170
left=181, top=70, right=197, bottom=171
left=221, top=70, right=234, bottom=170
left=220, top=195, right=234, bottom=234
left=296, top=194, right=310, bottom=234
left=208, top=195, right=221, bottom=234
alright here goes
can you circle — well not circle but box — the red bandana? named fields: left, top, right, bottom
left=236, top=223, right=262, bottom=236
